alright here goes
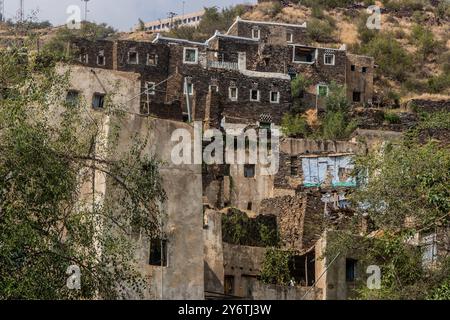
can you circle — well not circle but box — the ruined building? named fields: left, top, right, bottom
left=60, top=17, right=388, bottom=300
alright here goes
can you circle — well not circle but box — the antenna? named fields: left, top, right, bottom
left=82, top=0, right=90, bottom=21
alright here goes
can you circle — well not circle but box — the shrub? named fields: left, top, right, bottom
left=260, top=248, right=293, bottom=286
left=361, top=34, right=412, bottom=81
left=322, top=111, right=358, bottom=140
left=411, top=24, right=438, bottom=59
left=427, top=73, right=450, bottom=93
left=384, top=112, right=401, bottom=124
left=291, top=74, right=311, bottom=98
left=384, top=0, right=426, bottom=11
left=306, top=18, right=335, bottom=42
left=281, top=114, right=310, bottom=138
left=435, top=1, right=450, bottom=20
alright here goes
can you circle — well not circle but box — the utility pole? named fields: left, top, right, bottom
left=19, top=0, right=24, bottom=22
left=82, top=0, right=90, bottom=22
left=167, top=11, right=176, bottom=30
left=0, top=0, right=5, bottom=22
left=182, top=1, right=185, bottom=18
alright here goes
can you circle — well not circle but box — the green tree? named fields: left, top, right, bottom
left=260, top=248, right=293, bottom=286
left=0, top=45, right=166, bottom=299
left=330, top=118, right=450, bottom=299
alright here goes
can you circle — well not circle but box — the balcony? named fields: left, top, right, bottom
left=207, top=60, right=239, bottom=71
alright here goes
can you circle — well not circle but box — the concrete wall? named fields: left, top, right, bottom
left=63, top=65, right=204, bottom=300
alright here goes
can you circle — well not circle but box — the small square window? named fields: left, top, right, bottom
left=286, top=32, right=293, bottom=43
left=317, top=85, right=328, bottom=97
left=147, top=53, right=158, bottom=66
left=324, top=54, right=335, bottom=65
left=250, top=89, right=260, bottom=102
left=149, top=238, right=168, bottom=267
left=146, top=82, right=156, bottom=95
left=97, top=50, right=105, bottom=66
left=351, top=65, right=356, bottom=71
left=244, top=164, right=255, bottom=178
left=128, top=51, right=139, bottom=64
left=270, top=91, right=280, bottom=104
left=362, top=67, right=368, bottom=73
left=229, top=87, right=238, bottom=101
left=92, top=93, right=106, bottom=109
left=290, top=156, right=298, bottom=176
left=252, top=28, right=260, bottom=40
left=66, top=90, right=80, bottom=106
left=346, top=259, right=357, bottom=282
left=353, top=91, right=361, bottom=102
left=209, top=85, right=218, bottom=93
left=79, top=52, right=89, bottom=64
left=184, top=80, right=194, bottom=96
left=183, top=47, right=198, bottom=64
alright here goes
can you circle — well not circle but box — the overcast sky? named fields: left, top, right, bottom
left=4, top=0, right=255, bottom=31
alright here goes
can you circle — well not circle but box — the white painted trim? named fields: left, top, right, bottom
left=183, top=47, right=198, bottom=64
left=209, top=84, right=219, bottom=93
left=317, top=84, right=329, bottom=97
left=249, top=89, right=260, bottom=102
left=226, top=17, right=307, bottom=33
left=153, top=33, right=207, bottom=46
left=251, top=28, right=260, bottom=40
left=206, top=31, right=260, bottom=44
left=324, top=53, right=335, bottom=66
left=146, top=53, right=158, bottom=66
left=184, top=80, right=194, bottom=96
left=229, top=87, right=238, bottom=101
left=146, top=82, right=156, bottom=95
left=127, top=50, right=139, bottom=64
left=270, top=91, right=280, bottom=104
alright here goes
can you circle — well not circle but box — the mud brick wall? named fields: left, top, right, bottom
left=70, top=39, right=114, bottom=70
left=143, top=100, right=183, bottom=121
left=259, top=193, right=326, bottom=251
left=346, top=54, right=374, bottom=104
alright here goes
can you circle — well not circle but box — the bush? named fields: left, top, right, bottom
left=357, top=13, right=379, bottom=44
left=384, top=112, right=401, bottom=124
left=384, top=0, right=426, bottom=11
left=427, top=73, right=450, bottom=93
left=260, top=248, right=293, bottom=286
left=281, top=114, right=310, bottom=138
left=361, top=34, right=412, bottom=81
left=435, top=1, right=450, bottom=20
left=306, top=18, right=335, bottom=42
left=291, top=74, right=311, bottom=98
left=322, top=111, right=358, bottom=140
left=411, top=24, right=438, bottom=59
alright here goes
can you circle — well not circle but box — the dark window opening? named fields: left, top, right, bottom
left=250, top=89, right=259, bottom=101
left=293, top=47, right=316, bottom=63
left=224, top=164, right=231, bottom=176
left=147, top=53, right=158, bottom=65
left=149, top=238, right=167, bottom=266
left=291, top=156, right=298, bottom=176
left=92, top=93, right=105, bottom=109
left=290, top=252, right=316, bottom=286
left=351, top=65, right=356, bottom=71
left=247, top=202, right=253, bottom=211
left=346, top=258, right=357, bottom=282
left=128, top=51, right=138, bottom=64
left=224, top=275, right=235, bottom=295
left=244, top=164, right=255, bottom=178
left=97, top=51, right=105, bottom=66
left=66, top=90, right=80, bottom=106
left=362, top=67, right=367, bottom=73
left=353, top=91, right=361, bottom=102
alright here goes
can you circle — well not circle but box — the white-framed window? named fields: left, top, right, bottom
left=97, top=50, right=105, bottom=66
left=421, top=233, right=438, bottom=267
left=317, top=84, right=329, bottom=97
left=147, top=53, right=158, bottom=66
left=146, top=82, right=156, bottom=95
left=183, top=47, right=198, bottom=64
left=229, top=87, right=238, bottom=101
left=209, top=85, right=219, bottom=93
left=250, top=89, right=260, bottom=102
left=293, top=46, right=317, bottom=64
left=286, top=32, right=293, bottom=43
left=184, top=81, right=194, bottom=96
left=128, top=50, right=139, bottom=64
left=252, top=28, right=260, bottom=40
left=79, top=53, right=88, bottom=64
left=270, top=91, right=280, bottom=104
left=324, top=53, right=335, bottom=66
